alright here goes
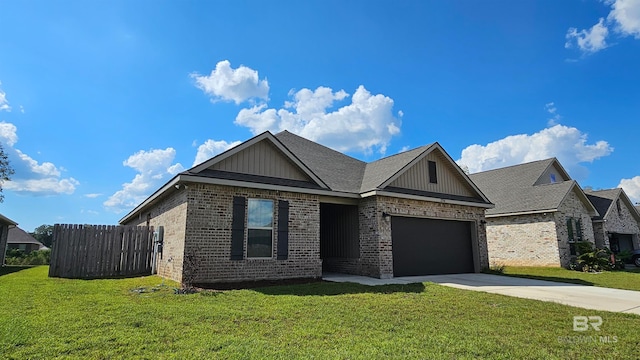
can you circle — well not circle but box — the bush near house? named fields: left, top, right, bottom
left=568, top=242, right=624, bottom=272
left=4, top=249, right=50, bottom=265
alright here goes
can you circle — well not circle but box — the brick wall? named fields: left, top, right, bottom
left=592, top=221, right=608, bottom=249
left=123, top=189, right=188, bottom=283
left=602, top=198, right=640, bottom=249
left=485, top=189, right=596, bottom=268
left=485, top=214, right=560, bottom=267
left=369, top=196, right=488, bottom=278
left=183, top=183, right=321, bottom=283
left=554, top=188, right=595, bottom=267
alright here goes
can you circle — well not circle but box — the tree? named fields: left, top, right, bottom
left=0, top=143, right=14, bottom=202
left=31, top=225, right=54, bottom=248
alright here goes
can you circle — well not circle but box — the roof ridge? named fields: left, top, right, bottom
left=275, top=130, right=366, bottom=165
left=470, top=157, right=556, bottom=175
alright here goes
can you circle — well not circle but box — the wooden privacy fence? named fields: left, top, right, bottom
left=49, top=224, right=155, bottom=279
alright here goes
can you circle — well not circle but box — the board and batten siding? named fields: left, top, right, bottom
left=535, top=162, right=570, bottom=185
left=210, top=140, right=311, bottom=181
left=389, top=151, right=476, bottom=197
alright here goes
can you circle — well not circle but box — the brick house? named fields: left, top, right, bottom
left=0, top=213, right=18, bottom=266
left=120, top=131, right=493, bottom=284
left=585, top=188, right=640, bottom=253
left=469, top=158, right=598, bottom=268
left=6, top=227, right=48, bottom=254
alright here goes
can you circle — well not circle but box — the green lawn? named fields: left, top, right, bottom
left=501, top=266, right=640, bottom=291
left=1, top=266, right=639, bottom=359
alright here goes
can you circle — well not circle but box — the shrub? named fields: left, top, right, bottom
left=568, top=242, right=620, bottom=272
left=4, top=249, right=50, bottom=266
left=483, top=262, right=506, bottom=275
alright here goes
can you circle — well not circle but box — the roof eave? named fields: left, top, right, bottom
left=363, top=189, right=495, bottom=209
left=486, top=209, right=559, bottom=218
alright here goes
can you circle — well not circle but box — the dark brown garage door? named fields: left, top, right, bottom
left=392, top=216, right=474, bottom=276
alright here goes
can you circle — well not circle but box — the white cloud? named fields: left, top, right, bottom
left=235, top=85, right=402, bottom=155
left=0, top=90, right=9, bottom=112
left=193, top=139, right=242, bottom=166
left=0, top=122, right=78, bottom=195
left=619, top=176, right=640, bottom=203
left=84, top=193, right=102, bottom=198
left=0, top=122, right=18, bottom=146
left=565, top=18, right=609, bottom=53
left=608, top=0, right=640, bottom=38
left=544, top=102, right=562, bottom=126
left=4, top=178, right=79, bottom=195
left=192, top=60, right=269, bottom=104
left=566, top=0, right=640, bottom=54
left=458, top=124, right=613, bottom=177
left=0, top=82, right=9, bottom=112
left=104, top=148, right=183, bottom=213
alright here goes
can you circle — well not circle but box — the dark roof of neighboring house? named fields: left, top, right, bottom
left=469, top=158, right=594, bottom=217
left=8, top=227, right=44, bottom=246
left=585, top=189, right=619, bottom=221
left=0, top=213, right=17, bottom=226
left=586, top=188, right=640, bottom=222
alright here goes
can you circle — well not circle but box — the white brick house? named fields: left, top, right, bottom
left=120, top=131, right=493, bottom=284
left=586, top=188, right=640, bottom=253
left=469, top=158, right=598, bottom=268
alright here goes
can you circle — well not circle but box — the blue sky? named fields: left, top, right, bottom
left=1, top=0, right=640, bottom=232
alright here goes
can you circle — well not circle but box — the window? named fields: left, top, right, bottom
left=567, top=218, right=576, bottom=256
left=428, top=161, right=437, bottom=184
left=550, top=173, right=556, bottom=183
left=616, top=199, right=622, bottom=217
left=247, top=199, right=274, bottom=258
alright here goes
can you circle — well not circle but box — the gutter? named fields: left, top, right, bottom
left=485, top=209, right=558, bottom=218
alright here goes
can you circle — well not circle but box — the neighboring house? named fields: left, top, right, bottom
left=585, top=188, right=640, bottom=253
left=6, top=227, right=48, bottom=253
left=469, top=158, right=598, bottom=268
left=120, top=131, right=493, bottom=284
left=0, top=213, right=18, bottom=266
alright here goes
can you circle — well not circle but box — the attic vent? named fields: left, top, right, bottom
left=428, top=161, right=437, bottom=184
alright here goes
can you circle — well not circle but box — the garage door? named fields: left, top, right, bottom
left=392, top=216, right=474, bottom=276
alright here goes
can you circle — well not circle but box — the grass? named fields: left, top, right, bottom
left=0, top=266, right=638, bottom=359
left=501, top=266, right=640, bottom=291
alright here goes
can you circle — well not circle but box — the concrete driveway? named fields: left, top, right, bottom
left=323, top=272, right=640, bottom=315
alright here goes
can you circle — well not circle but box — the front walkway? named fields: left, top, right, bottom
left=322, top=272, right=640, bottom=315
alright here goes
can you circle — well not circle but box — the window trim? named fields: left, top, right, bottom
left=246, top=198, right=274, bottom=259
left=428, top=160, right=438, bottom=184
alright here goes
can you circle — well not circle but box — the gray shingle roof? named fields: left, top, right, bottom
left=274, top=131, right=367, bottom=193
left=8, top=227, right=44, bottom=246
left=585, top=189, right=620, bottom=220
left=586, top=188, right=640, bottom=222
left=0, top=213, right=17, bottom=226
left=469, top=158, right=578, bottom=216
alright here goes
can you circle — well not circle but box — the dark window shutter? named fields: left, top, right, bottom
left=231, top=196, right=246, bottom=260
left=277, top=200, right=289, bottom=260
left=566, top=218, right=574, bottom=241
left=428, top=161, right=437, bottom=184
left=576, top=218, right=583, bottom=241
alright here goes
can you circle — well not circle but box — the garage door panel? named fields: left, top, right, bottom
left=392, top=217, right=474, bottom=276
